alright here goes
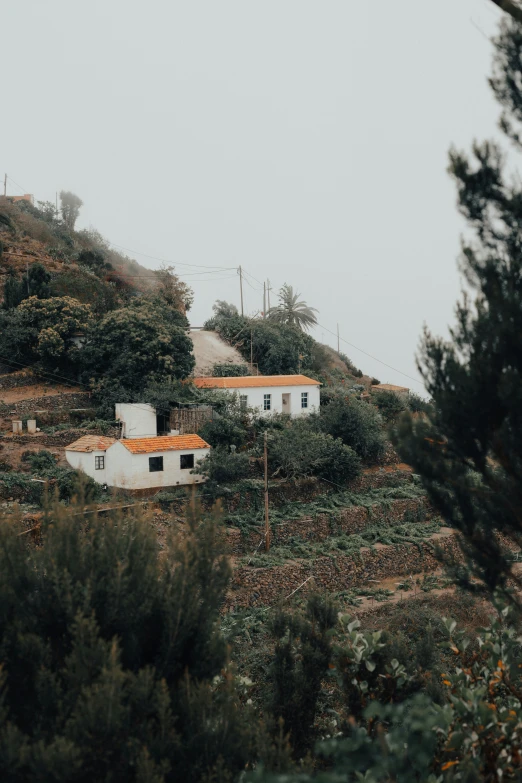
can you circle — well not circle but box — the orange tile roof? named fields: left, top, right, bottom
left=66, top=435, right=116, bottom=452
left=121, top=434, right=210, bottom=454
left=192, top=374, right=320, bottom=389
left=371, top=384, right=409, bottom=392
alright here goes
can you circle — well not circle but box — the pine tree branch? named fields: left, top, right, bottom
left=490, top=0, right=522, bottom=24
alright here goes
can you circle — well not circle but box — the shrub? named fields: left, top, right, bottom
left=0, top=501, right=255, bottom=781
left=21, top=449, right=56, bottom=471
left=372, top=390, right=407, bottom=422
left=319, top=396, right=386, bottom=464
left=407, top=392, right=432, bottom=414
left=212, top=363, right=249, bottom=377
left=199, top=415, right=249, bottom=449
left=195, top=448, right=251, bottom=484
left=268, top=419, right=360, bottom=484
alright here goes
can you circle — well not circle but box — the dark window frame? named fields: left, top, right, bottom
left=180, top=453, right=195, bottom=470
left=301, top=392, right=309, bottom=409
left=239, top=394, right=248, bottom=410
left=149, top=456, right=164, bottom=472
left=95, top=455, right=105, bottom=470
left=263, top=394, right=271, bottom=411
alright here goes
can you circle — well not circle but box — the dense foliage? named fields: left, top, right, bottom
left=0, top=295, right=92, bottom=375
left=0, top=502, right=255, bottom=783
left=82, top=301, right=194, bottom=398
left=395, top=15, right=522, bottom=593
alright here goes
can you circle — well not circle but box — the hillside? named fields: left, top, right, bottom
left=0, top=196, right=155, bottom=304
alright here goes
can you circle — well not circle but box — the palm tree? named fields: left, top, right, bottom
left=268, top=283, right=318, bottom=331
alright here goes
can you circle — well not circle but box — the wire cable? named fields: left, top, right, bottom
left=108, top=242, right=236, bottom=271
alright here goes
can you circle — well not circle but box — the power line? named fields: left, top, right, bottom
left=316, top=321, right=423, bottom=387
left=6, top=175, right=30, bottom=195
left=107, top=241, right=236, bottom=271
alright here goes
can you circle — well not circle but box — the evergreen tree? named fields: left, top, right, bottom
left=395, top=17, right=522, bottom=592
left=0, top=500, right=255, bottom=782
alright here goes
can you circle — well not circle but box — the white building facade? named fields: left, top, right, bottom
left=65, top=434, right=210, bottom=490
left=192, top=374, right=321, bottom=417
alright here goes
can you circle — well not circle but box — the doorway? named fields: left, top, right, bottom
left=282, top=393, right=291, bottom=414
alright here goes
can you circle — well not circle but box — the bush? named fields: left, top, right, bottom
left=199, top=415, right=249, bottom=449
left=372, top=390, right=407, bottom=422
left=21, top=449, right=57, bottom=471
left=0, top=501, right=255, bottom=781
left=319, top=396, right=386, bottom=464
left=195, top=448, right=251, bottom=484
left=407, top=392, right=432, bottom=414
left=268, top=419, right=360, bottom=484
left=212, top=363, right=249, bottom=377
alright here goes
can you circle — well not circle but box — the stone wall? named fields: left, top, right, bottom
left=226, top=496, right=431, bottom=554
left=227, top=531, right=460, bottom=609
left=0, top=426, right=119, bottom=447
left=0, top=371, right=38, bottom=391
left=5, top=392, right=91, bottom=416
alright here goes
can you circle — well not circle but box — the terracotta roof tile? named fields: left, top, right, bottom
left=192, top=374, right=320, bottom=389
left=65, top=435, right=116, bottom=453
left=121, top=435, right=210, bottom=454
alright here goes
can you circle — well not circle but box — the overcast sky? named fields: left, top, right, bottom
left=3, top=0, right=507, bottom=389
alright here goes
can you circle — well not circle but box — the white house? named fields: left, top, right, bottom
left=192, top=374, right=321, bottom=417
left=65, top=433, right=210, bottom=490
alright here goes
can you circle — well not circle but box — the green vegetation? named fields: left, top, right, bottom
left=319, top=393, right=386, bottom=463
left=267, top=418, right=361, bottom=484
left=0, top=295, right=92, bottom=376
left=267, top=283, right=318, bottom=331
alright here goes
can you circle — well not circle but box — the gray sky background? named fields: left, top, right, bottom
left=3, top=1, right=506, bottom=389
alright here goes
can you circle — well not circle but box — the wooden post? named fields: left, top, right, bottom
left=264, top=431, right=270, bottom=551
left=3, top=174, right=6, bottom=197
left=337, top=323, right=340, bottom=354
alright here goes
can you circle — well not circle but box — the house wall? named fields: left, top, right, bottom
left=224, top=384, right=320, bottom=416
left=66, top=441, right=209, bottom=490
left=115, top=403, right=157, bottom=438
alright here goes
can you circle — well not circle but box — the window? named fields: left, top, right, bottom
left=149, top=456, right=164, bottom=472
left=301, top=392, right=309, bottom=409
left=263, top=394, right=271, bottom=411
left=180, top=453, right=195, bottom=470
left=95, top=456, right=105, bottom=470
left=239, top=395, right=248, bottom=410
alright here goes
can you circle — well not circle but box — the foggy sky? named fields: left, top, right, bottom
left=3, top=1, right=505, bottom=389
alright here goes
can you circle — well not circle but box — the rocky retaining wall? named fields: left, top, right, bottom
left=0, top=371, right=38, bottom=391
left=349, top=469, right=413, bottom=493
left=0, top=426, right=119, bottom=447
left=227, top=497, right=431, bottom=554
left=227, top=531, right=460, bottom=609
left=4, top=392, right=90, bottom=416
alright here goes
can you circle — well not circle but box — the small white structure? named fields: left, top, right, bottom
left=192, top=374, right=321, bottom=417
left=65, top=434, right=210, bottom=490
left=115, top=403, right=158, bottom=438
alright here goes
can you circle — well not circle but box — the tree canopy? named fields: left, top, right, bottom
left=268, top=283, right=318, bottom=331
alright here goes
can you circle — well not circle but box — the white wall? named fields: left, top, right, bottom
left=66, top=440, right=209, bottom=490
left=227, top=384, right=320, bottom=417
left=115, top=403, right=157, bottom=438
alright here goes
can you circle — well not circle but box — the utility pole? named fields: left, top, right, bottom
left=264, top=431, right=270, bottom=551
left=267, top=279, right=271, bottom=312
left=250, top=329, right=253, bottom=371
left=337, top=323, right=340, bottom=354
left=263, top=281, right=266, bottom=318
left=238, top=265, right=244, bottom=316
left=3, top=174, right=6, bottom=197
left=55, top=192, right=58, bottom=216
